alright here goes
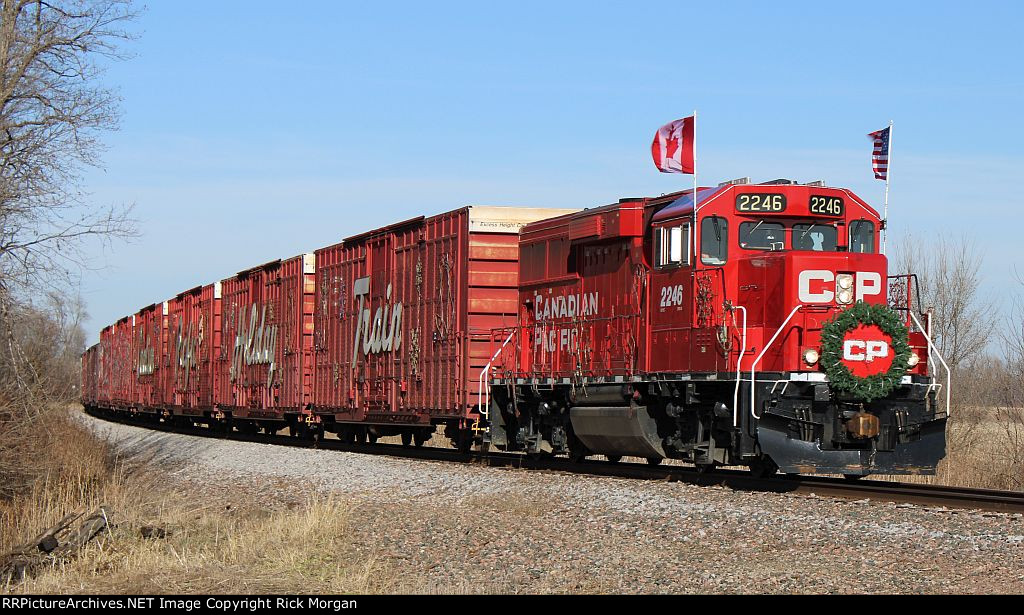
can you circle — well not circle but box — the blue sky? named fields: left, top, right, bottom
left=79, top=1, right=1024, bottom=341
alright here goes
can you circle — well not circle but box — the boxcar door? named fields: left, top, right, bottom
left=648, top=219, right=693, bottom=373
left=366, top=235, right=392, bottom=411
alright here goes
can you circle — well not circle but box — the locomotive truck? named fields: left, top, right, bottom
left=81, top=179, right=949, bottom=478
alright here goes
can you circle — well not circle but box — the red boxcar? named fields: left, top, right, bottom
left=133, top=302, right=167, bottom=413
left=81, top=344, right=99, bottom=409
left=99, top=315, right=134, bottom=409
left=311, top=206, right=575, bottom=445
left=215, top=254, right=315, bottom=425
left=166, top=283, right=222, bottom=417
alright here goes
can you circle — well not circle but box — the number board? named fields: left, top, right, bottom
left=809, top=195, right=844, bottom=216
left=735, top=193, right=786, bottom=213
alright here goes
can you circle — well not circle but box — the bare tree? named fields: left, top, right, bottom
left=890, top=232, right=995, bottom=480
left=0, top=0, right=136, bottom=385
left=892, top=233, right=993, bottom=374
left=991, top=272, right=1024, bottom=490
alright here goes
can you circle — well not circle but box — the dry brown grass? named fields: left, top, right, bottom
left=881, top=406, right=1024, bottom=490
left=1, top=408, right=383, bottom=594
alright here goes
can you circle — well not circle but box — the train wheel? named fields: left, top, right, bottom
left=567, top=434, right=589, bottom=464
left=401, top=431, right=413, bottom=447
left=696, top=462, right=715, bottom=474
left=413, top=431, right=428, bottom=447
left=310, top=426, right=325, bottom=447
left=606, top=455, right=622, bottom=463
left=646, top=457, right=663, bottom=466
left=367, top=432, right=378, bottom=444
left=843, top=474, right=865, bottom=481
left=748, top=457, right=779, bottom=479
left=236, top=421, right=259, bottom=435
left=569, top=447, right=588, bottom=463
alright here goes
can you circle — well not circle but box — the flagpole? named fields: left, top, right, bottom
left=882, top=119, right=892, bottom=255
left=692, top=109, right=698, bottom=266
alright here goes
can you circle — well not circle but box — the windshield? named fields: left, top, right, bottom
left=792, top=223, right=838, bottom=252
left=739, top=221, right=785, bottom=250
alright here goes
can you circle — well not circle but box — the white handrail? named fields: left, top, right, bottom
left=750, top=304, right=803, bottom=420
left=477, top=329, right=518, bottom=421
left=908, top=310, right=952, bottom=417
left=731, top=305, right=747, bottom=427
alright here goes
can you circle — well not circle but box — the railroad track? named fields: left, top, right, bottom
left=85, top=408, right=1024, bottom=515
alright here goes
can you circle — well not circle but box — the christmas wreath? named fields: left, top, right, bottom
left=819, top=301, right=912, bottom=402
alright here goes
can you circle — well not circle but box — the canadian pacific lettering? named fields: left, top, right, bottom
left=533, top=290, right=599, bottom=352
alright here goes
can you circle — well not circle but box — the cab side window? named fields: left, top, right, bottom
left=700, top=216, right=728, bottom=265
left=849, top=220, right=875, bottom=253
left=654, top=222, right=690, bottom=267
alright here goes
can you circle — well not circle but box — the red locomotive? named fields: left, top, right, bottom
left=485, top=179, right=947, bottom=476
left=81, top=180, right=949, bottom=478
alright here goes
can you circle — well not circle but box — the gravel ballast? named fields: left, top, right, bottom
left=82, top=414, right=1024, bottom=594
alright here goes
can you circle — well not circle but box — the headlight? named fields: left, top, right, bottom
left=907, top=352, right=920, bottom=367
left=837, top=288, right=854, bottom=304
left=836, top=274, right=854, bottom=290
left=804, top=348, right=819, bottom=365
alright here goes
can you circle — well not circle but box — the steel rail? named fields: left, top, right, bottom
left=85, top=408, right=1024, bottom=515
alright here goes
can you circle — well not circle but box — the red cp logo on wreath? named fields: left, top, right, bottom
left=840, top=324, right=894, bottom=377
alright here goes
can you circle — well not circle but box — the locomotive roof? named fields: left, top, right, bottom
left=650, top=187, right=725, bottom=222
left=520, top=182, right=881, bottom=239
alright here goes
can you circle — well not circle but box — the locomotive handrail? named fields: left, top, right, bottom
left=749, top=304, right=804, bottom=420
left=732, top=305, right=747, bottom=427
left=907, top=310, right=952, bottom=418
left=478, top=328, right=518, bottom=421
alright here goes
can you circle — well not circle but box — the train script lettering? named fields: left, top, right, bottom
left=137, top=342, right=155, bottom=376
left=230, top=303, right=277, bottom=383
left=351, top=277, right=403, bottom=367
left=175, top=316, right=203, bottom=373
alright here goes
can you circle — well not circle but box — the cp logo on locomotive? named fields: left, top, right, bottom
left=839, top=324, right=894, bottom=377
left=797, top=270, right=882, bottom=304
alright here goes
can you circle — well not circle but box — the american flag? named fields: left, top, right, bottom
left=867, top=126, right=890, bottom=181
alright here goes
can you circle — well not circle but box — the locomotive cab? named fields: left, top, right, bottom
left=488, top=180, right=948, bottom=478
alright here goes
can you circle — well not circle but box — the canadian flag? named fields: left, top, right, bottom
left=651, top=116, right=695, bottom=174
